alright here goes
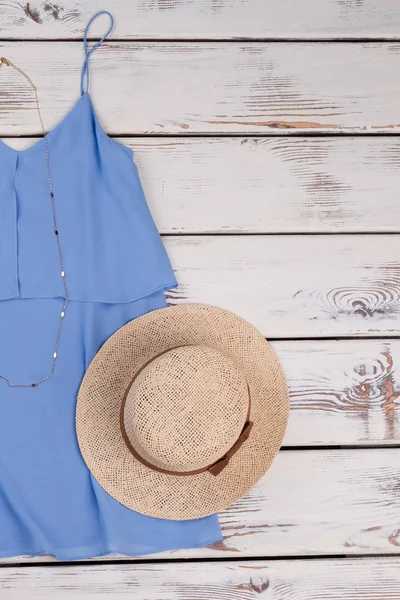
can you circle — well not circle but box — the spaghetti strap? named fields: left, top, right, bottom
left=80, top=11, right=114, bottom=96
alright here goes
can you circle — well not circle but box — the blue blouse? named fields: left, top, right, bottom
left=0, top=11, right=221, bottom=560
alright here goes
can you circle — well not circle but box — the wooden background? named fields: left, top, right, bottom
left=1, top=1, right=400, bottom=598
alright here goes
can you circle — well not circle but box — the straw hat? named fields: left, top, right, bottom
left=76, top=304, right=289, bottom=520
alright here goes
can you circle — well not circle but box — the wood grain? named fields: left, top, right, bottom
left=1, top=558, right=400, bottom=599
left=0, top=42, right=400, bottom=134
left=6, top=136, right=400, bottom=233
left=132, top=136, right=400, bottom=234
left=1, top=449, right=399, bottom=562
left=212, top=449, right=400, bottom=558
left=1, top=1, right=400, bottom=40
left=276, top=339, right=400, bottom=446
left=164, top=234, right=400, bottom=338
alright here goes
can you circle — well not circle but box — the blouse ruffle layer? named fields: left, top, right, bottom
left=0, top=93, right=177, bottom=304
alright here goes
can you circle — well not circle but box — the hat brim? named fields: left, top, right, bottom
left=76, top=304, right=289, bottom=520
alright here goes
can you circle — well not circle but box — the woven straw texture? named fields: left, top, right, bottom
left=123, top=345, right=249, bottom=472
left=76, top=304, right=289, bottom=520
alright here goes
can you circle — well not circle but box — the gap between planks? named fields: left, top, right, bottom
left=2, top=552, right=399, bottom=568
left=2, top=132, right=400, bottom=138
left=1, top=38, right=399, bottom=43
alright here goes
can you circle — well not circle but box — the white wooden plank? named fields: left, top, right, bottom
left=0, top=42, right=399, bottom=134
left=212, top=449, right=400, bottom=557
left=277, top=339, right=400, bottom=446
left=6, top=136, right=400, bottom=233
left=1, top=449, right=399, bottom=563
left=1, top=1, right=400, bottom=40
left=164, top=234, right=400, bottom=338
left=134, top=136, right=400, bottom=233
left=1, top=558, right=399, bottom=599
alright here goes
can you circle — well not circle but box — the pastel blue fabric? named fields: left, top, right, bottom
left=0, top=11, right=221, bottom=560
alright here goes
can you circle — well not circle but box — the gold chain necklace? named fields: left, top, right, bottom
left=0, top=57, right=69, bottom=388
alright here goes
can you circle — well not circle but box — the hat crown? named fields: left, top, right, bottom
left=122, top=345, right=249, bottom=472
